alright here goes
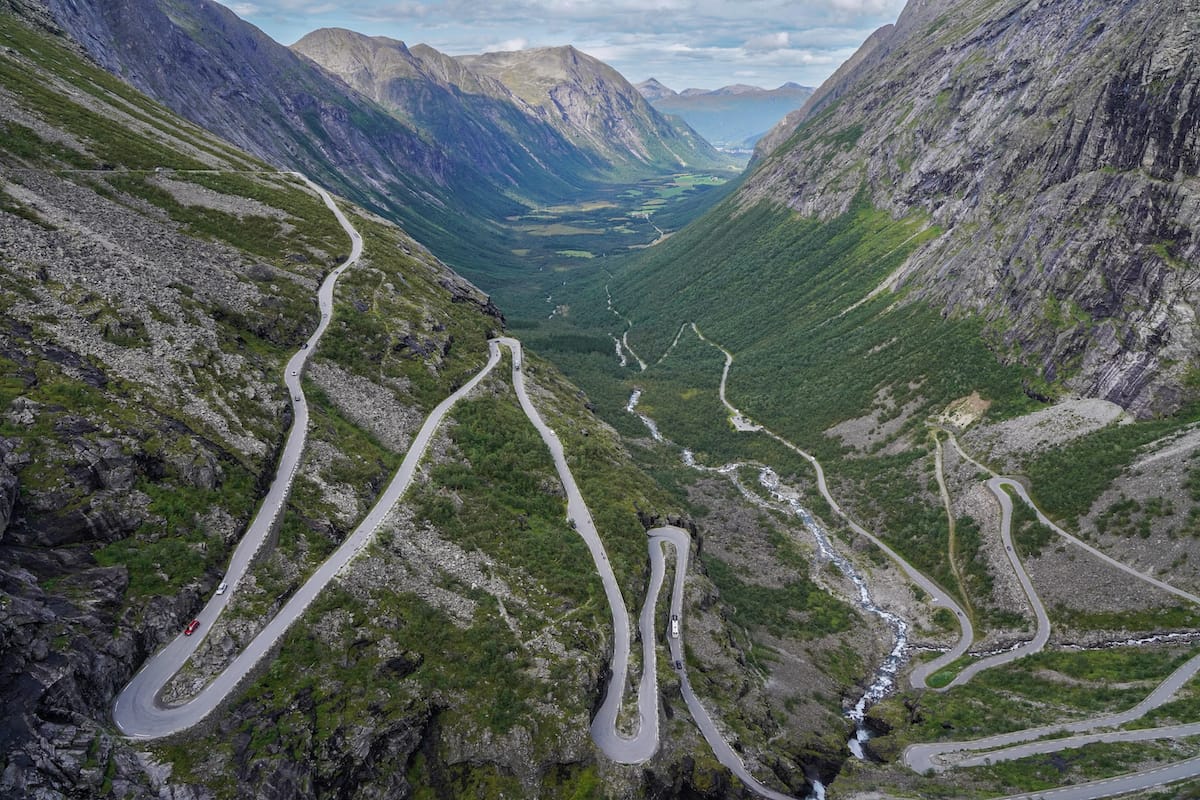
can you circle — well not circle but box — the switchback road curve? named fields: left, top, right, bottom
left=632, top=321, right=1200, bottom=798
left=112, top=185, right=789, bottom=794
left=114, top=173, right=367, bottom=737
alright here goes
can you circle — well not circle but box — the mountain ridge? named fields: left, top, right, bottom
left=637, top=78, right=815, bottom=149
left=40, top=0, right=732, bottom=291
left=739, top=0, right=1200, bottom=416
left=291, top=27, right=603, bottom=198
left=457, top=45, right=728, bottom=171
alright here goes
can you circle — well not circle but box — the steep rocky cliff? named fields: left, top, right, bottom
left=745, top=0, right=1200, bottom=417
left=459, top=46, right=730, bottom=174
left=290, top=28, right=605, bottom=198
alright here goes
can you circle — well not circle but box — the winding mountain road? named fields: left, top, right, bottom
left=902, top=442, right=1200, bottom=798
left=115, top=177, right=1200, bottom=798
left=643, top=322, right=1200, bottom=798
left=507, top=338, right=793, bottom=793
left=111, top=185, right=791, bottom=796
left=113, top=173, right=367, bottom=737
left=685, top=324, right=974, bottom=690
left=935, top=476, right=1052, bottom=689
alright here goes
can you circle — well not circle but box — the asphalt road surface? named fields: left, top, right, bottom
left=903, top=441, right=1200, bottom=799
left=656, top=327, right=1200, bottom=799
left=113, top=174, right=368, bottom=737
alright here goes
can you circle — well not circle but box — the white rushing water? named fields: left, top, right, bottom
left=626, top=389, right=663, bottom=442
left=613, top=336, right=629, bottom=368
left=755, top=468, right=909, bottom=756
left=626, top=390, right=910, bottom=764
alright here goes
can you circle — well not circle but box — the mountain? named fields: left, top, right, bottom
left=40, top=0, right=532, bottom=274
left=638, top=79, right=814, bottom=149
left=458, top=46, right=729, bottom=172
left=597, top=0, right=1200, bottom=689
left=39, top=0, right=731, bottom=288
left=622, top=0, right=1200, bottom=420
left=0, top=8, right=863, bottom=799
left=0, top=5, right=555, bottom=796
left=635, top=76, right=676, bottom=101
left=290, top=28, right=603, bottom=199
left=753, top=25, right=895, bottom=157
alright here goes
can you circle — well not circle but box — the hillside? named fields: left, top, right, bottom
left=742, top=0, right=1200, bottom=418
left=0, top=7, right=875, bottom=799
left=589, top=0, right=1200, bottom=601
left=458, top=46, right=731, bottom=175
left=290, top=28, right=605, bottom=198
left=42, top=0, right=739, bottom=296
left=638, top=80, right=814, bottom=149
left=523, top=2, right=1200, bottom=795
left=39, top=0, right=540, bottom=276
left=295, top=30, right=730, bottom=185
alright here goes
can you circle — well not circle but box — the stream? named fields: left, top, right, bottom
left=755, top=468, right=909, bottom=758
left=627, top=391, right=910, bottom=767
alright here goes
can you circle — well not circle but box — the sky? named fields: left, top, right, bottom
left=223, top=0, right=907, bottom=91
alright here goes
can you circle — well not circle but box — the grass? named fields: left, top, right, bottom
left=1008, top=486, right=1056, bottom=557
left=870, top=646, right=1197, bottom=751
left=412, top=384, right=602, bottom=617
left=701, top=553, right=856, bottom=641
left=94, top=470, right=257, bottom=598
left=1024, top=408, right=1200, bottom=525
left=524, top=192, right=1050, bottom=611
left=970, top=737, right=1200, bottom=795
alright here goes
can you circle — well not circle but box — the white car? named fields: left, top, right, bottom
left=216, top=582, right=228, bottom=595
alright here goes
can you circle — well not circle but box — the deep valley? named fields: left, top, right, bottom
left=3, top=0, right=1200, bottom=799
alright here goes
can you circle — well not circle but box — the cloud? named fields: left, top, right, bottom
left=484, top=37, right=530, bottom=53
left=743, top=32, right=789, bottom=51
left=224, top=0, right=905, bottom=90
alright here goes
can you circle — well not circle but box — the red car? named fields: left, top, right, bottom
left=183, top=619, right=201, bottom=636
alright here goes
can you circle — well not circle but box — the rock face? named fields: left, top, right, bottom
left=458, top=46, right=729, bottom=173
left=293, top=29, right=728, bottom=188
left=745, top=0, right=1200, bottom=416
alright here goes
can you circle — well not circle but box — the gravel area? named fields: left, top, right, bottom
left=150, top=174, right=291, bottom=220
left=964, top=398, right=1131, bottom=472
left=825, top=385, right=925, bottom=455
left=309, top=360, right=419, bottom=453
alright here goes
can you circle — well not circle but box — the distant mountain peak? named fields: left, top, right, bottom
left=644, top=80, right=815, bottom=148
left=458, top=47, right=729, bottom=170
left=712, top=83, right=762, bottom=95
left=636, top=77, right=676, bottom=100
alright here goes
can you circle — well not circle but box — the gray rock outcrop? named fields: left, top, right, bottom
left=746, top=0, right=1200, bottom=416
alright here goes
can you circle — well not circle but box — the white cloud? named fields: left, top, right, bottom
left=484, top=37, right=530, bottom=52
left=744, top=31, right=789, bottom=51
left=225, top=0, right=906, bottom=89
